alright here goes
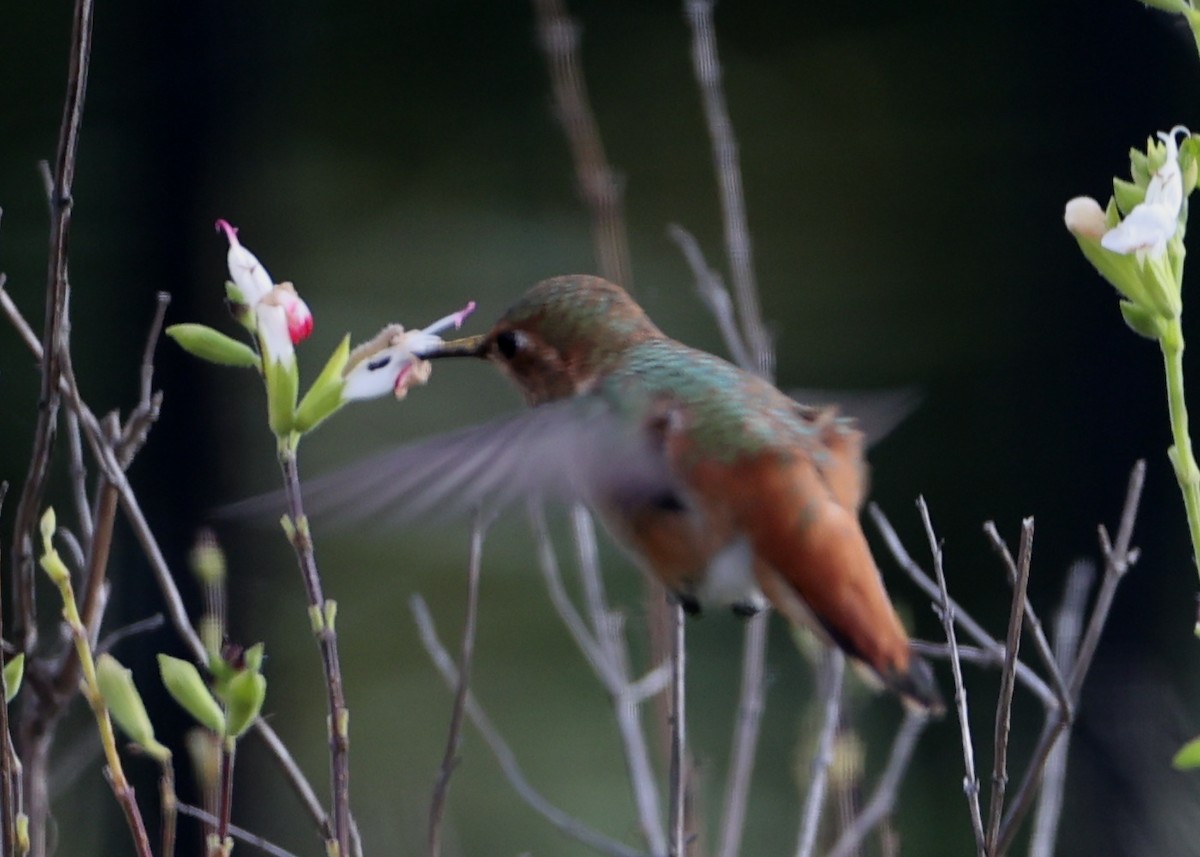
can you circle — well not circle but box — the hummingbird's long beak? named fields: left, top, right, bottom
left=420, top=334, right=488, bottom=359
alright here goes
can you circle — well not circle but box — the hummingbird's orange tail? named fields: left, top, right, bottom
left=735, top=456, right=945, bottom=715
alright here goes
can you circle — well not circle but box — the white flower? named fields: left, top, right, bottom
left=269, top=281, right=314, bottom=344
left=216, top=219, right=274, bottom=305
left=341, top=301, right=475, bottom=401
left=254, top=298, right=294, bottom=368
left=1101, top=126, right=1189, bottom=259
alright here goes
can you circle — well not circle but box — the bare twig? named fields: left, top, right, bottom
left=715, top=611, right=768, bottom=857
left=668, top=600, right=687, bottom=857
left=532, top=0, right=633, bottom=290
left=278, top=441, right=353, bottom=857
left=918, top=498, right=984, bottom=855
left=410, top=596, right=650, bottom=857
left=825, top=711, right=928, bottom=857
left=983, top=521, right=1072, bottom=718
left=794, top=649, right=845, bottom=857
left=1028, top=561, right=1094, bottom=857
left=96, top=613, right=165, bottom=655
left=995, top=461, right=1145, bottom=855
left=0, top=481, right=13, bottom=854
left=11, top=0, right=95, bottom=656
left=668, top=224, right=753, bottom=371
left=985, top=518, right=1034, bottom=851
left=428, top=518, right=486, bottom=857
left=868, top=503, right=1057, bottom=709
left=1068, top=460, right=1145, bottom=699
left=681, top=0, right=771, bottom=377
left=569, top=506, right=667, bottom=855
left=176, top=803, right=302, bottom=857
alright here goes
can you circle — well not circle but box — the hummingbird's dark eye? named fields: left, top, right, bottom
left=495, top=329, right=524, bottom=360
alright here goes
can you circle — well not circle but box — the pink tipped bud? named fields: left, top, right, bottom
left=271, top=282, right=314, bottom=344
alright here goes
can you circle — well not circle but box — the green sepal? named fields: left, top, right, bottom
left=1130, top=147, right=1151, bottom=187
left=1175, top=734, right=1200, bottom=769
left=37, top=509, right=70, bottom=586
left=224, top=669, right=266, bottom=739
left=1112, top=178, right=1145, bottom=218
left=1070, top=233, right=1148, bottom=308
left=166, top=324, right=260, bottom=368
left=242, top=642, right=265, bottom=673
left=97, top=654, right=171, bottom=762
left=294, top=335, right=351, bottom=434
left=264, top=355, right=299, bottom=436
left=4, top=654, right=25, bottom=703
left=1140, top=252, right=1182, bottom=320
left=225, top=281, right=257, bottom=332
left=1119, top=300, right=1165, bottom=339
left=158, top=654, right=226, bottom=735
left=1137, top=0, right=1189, bottom=12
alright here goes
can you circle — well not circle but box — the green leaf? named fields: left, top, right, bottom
left=166, top=324, right=260, bottom=368
left=158, top=654, right=226, bottom=735
left=97, top=654, right=171, bottom=762
left=294, top=335, right=351, bottom=434
left=1175, top=734, right=1200, bottom=769
left=4, top=655, right=24, bottom=703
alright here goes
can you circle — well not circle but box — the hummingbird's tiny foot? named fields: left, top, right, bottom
left=730, top=601, right=764, bottom=619
left=670, top=592, right=702, bottom=616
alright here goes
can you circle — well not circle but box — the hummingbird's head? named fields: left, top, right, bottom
left=422, top=275, right=663, bottom=405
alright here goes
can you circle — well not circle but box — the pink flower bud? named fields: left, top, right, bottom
left=270, top=282, right=314, bottom=344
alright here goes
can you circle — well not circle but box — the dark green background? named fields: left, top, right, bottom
left=3, top=1, right=1200, bottom=854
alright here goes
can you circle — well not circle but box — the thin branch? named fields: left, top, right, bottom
left=176, top=804, right=302, bottom=857
left=983, top=521, right=1072, bottom=719
left=715, top=611, right=768, bottom=857
left=824, top=711, right=928, bottom=857
left=570, top=506, right=667, bottom=856
left=1028, top=561, right=1093, bottom=857
left=428, top=518, right=486, bottom=857
left=1068, top=459, right=1145, bottom=700
left=985, top=518, right=1034, bottom=851
left=668, top=224, right=753, bottom=371
left=795, top=649, right=845, bottom=857
left=0, top=481, right=13, bottom=855
left=531, top=0, right=634, bottom=290
left=278, top=441, right=353, bottom=857
left=667, top=600, right=687, bottom=857
left=96, top=614, right=165, bottom=656
left=996, top=461, right=1145, bottom=855
left=868, top=503, right=1057, bottom=709
left=681, top=0, right=772, bottom=377
left=918, top=498, right=984, bottom=855
left=410, top=595, right=650, bottom=857
left=11, top=0, right=95, bottom=656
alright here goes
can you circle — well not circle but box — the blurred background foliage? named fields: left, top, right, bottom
left=4, top=0, right=1200, bottom=854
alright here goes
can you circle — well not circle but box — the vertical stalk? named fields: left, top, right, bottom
left=1159, top=318, right=1200, bottom=581
left=277, top=435, right=352, bottom=857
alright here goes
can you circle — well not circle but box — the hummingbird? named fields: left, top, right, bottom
left=289, top=275, right=943, bottom=713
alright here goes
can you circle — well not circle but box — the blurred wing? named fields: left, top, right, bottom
left=788, top=386, right=921, bottom=449
left=220, top=396, right=675, bottom=527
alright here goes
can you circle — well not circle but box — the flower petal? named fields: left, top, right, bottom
left=1100, top=202, right=1177, bottom=258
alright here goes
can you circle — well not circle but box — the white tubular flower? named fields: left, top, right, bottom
left=1101, top=126, right=1189, bottom=259
left=254, top=298, right=295, bottom=368
left=216, top=219, right=274, bottom=305
left=342, top=301, right=475, bottom=401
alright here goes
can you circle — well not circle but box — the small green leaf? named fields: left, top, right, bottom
left=224, top=669, right=266, bottom=739
left=97, top=654, right=171, bottom=762
left=1137, top=0, right=1189, bottom=13
left=166, top=324, right=260, bottom=368
left=294, top=335, right=351, bottom=434
left=1119, top=300, right=1165, bottom=340
left=158, top=655, right=226, bottom=735
left=4, top=654, right=25, bottom=703
left=1175, top=735, right=1200, bottom=769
